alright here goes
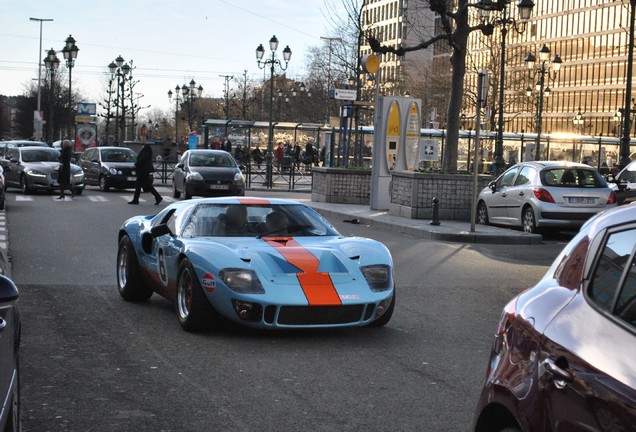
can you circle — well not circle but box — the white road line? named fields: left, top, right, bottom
left=15, top=196, right=34, bottom=201
left=87, top=195, right=109, bottom=202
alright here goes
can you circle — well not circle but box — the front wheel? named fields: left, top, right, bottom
left=176, top=259, right=218, bottom=332
left=184, top=182, right=192, bottom=200
left=117, top=235, right=153, bottom=302
left=20, top=175, right=30, bottom=195
left=522, top=207, right=537, bottom=233
left=99, top=175, right=110, bottom=192
left=477, top=201, right=489, bottom=225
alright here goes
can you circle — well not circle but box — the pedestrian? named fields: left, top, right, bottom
left=57, top=139, right=74, bottom=200
left=251, top=145, right=263, bottom=169
left=222, top=135, right=232, bottom=153
left=129, top=142, right=163, bottom=205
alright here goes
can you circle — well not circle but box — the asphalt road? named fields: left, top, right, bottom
left=5, top=186, right=566, bottom=431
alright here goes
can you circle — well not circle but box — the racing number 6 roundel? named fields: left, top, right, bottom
left=158, top=246, right=169, bottom=287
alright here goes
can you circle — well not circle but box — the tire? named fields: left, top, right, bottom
left=184, top=182, right=192, bottom=200
left=20, top=175, right=30, bottom=195
left=74, top=187, right=83, bottom=196
left=367, top=290, right=395, bottom=327
left=477, top=201, right=489, bottom=225
left=172, top=181, right=181, bottom=198
left=522, top=206, right=537, bottom=233
left=99, top=175, right=110, bottom=192
left=175, top=259, right=218, bottom=332
left=117, top=235, right=153, bottom=302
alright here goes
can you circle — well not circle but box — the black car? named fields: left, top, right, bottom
left=78, top=147, right=137, bottom=191
left=172, top=150, right=245, bottom=199
left=0, top=258, right=20, bottom=432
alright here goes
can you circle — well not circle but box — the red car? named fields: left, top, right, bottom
left=473, top=204, right=636, bottom=431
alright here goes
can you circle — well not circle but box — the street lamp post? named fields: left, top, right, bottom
left=524, top=44, right=562, bottom=160
left=620, top=0, right=636, bottom=168
left=108, top=56, right=130, bottom=145
left=478, top=0, right=534, bottom=174
left=62, top=35, right=79, bottom=140
left=168, top=80, right=203, bottom=146
left=43, top=48, right=60, bottom=142
left=573, top=107, right=585, bottom=162
left=256, top=35, right=292, bottom=188
left=30, top=17, right=53, bottom=140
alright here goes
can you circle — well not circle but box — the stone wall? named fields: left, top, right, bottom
left=311, top=167, right=371, bottom=204
left=390, top=171, right=492, bottom=221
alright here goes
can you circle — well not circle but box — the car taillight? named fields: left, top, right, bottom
left=533, top=187, right=555, bottom=203
left=607, top=190, right=617, bottom=205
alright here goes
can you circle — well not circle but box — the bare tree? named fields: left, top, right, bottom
left=368, top=0, right=510, bottom=173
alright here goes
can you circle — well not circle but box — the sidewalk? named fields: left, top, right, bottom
left=305, top=201, right=543, bottom=244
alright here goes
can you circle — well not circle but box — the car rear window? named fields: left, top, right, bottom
left=541, top=168, right=606, bottom=188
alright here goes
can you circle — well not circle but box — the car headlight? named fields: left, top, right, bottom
left=187, top=171, right=203, bottom=181
left=360, top=264, right=392, bottom=292
left=220, top=268, right=265, bottom=294
left=26, top=169, right=46, bottom=178
left=73, top=172, right=84, bottom=179
left=108, top=167, right=120, bottom=175
left=234, top=172, right=244, bottom=183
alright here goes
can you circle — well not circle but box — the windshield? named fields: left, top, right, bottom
left=22, top=149, right=60, bottom=162
left=182, top=203, right=340, bottom=237
left=102, top=149, right=136, bottom=162
left=189, top=153, right=234, bottom=168
left=541, top=168, right=608, bottom=188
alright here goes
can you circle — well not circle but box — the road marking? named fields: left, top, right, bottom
left=87, top=195, right=109, bottom=202
left=15, top=196, right=34, bottom=201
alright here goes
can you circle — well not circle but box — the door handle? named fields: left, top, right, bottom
left=543, top=357, right=574, bottom=386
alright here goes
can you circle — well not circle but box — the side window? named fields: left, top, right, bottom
left=497, top=167, right=519, bottom=188
left=588, top=228, right=636, bottom=328
left=514, top=166, right=535, bottom=186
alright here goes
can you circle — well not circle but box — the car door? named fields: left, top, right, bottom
left=504, top=165, right=537, bottom=225
left=4, top=149, right=21, bottom=188
left=483, top=166, right=520, bottom=224
left=538, top=226, right=636, bottom=430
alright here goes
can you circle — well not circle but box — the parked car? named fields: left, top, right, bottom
left=477, top=161, right=616, bottom=233
left=78, top=146, right=137, bottom=191
left=606, top=159, right=636, bottom=205
left=0, top=166, right=6, bottom=210
left=172, top=150, right=245, bottom=199
left=0, top=257, right=20, bottom=432
left=116, top=197, right=395, bottom=332
left=1, top=146, right=84, bottom=195
left=473, top=203, right=636, bottom=431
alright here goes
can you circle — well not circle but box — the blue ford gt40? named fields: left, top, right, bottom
left=116, top=197, right=395, bottom=331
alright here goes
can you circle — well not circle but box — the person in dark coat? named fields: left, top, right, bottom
left=129, top=143, right=163, bottom=205
left=57, top=139, right=74, bottom=199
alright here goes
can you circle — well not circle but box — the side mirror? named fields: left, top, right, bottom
left=488, top=181, right=497, bottom=192
left=10, top=158, right=18, bottom=164
left=176, top=163, right=184, bottom=169
left=151, top=224, right=173, bottom=238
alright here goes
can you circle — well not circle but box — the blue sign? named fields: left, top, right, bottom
left=77, top=103, right=97, bottom=115
left=188, top=135, right=197, bottom=150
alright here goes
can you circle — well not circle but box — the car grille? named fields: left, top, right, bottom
left=204, top=179, right=231, bottom=186
left=265, top=304, right=368, bottom=325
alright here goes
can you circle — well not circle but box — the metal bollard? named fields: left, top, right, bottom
left=430, top=196, right=440, bottom=226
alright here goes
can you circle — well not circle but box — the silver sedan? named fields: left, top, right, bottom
left=476, top=161, right=616, bottom=233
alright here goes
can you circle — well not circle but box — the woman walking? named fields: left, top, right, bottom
left=57, top=139, right=74, bottom=199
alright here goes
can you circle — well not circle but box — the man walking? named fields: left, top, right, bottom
left=129, top=142, right=163, bottom=205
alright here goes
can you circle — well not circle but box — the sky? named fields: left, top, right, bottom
left=0, top=0, right=342, bottom=116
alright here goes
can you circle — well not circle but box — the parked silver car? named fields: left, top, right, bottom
left=476, top=161, right=616, bottom=233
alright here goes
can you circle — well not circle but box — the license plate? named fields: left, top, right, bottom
left=209, top=184, right=229, bottom=190
left=567, top=197, right=595, bottom=204
left=126, top=177, right=136, bottom=181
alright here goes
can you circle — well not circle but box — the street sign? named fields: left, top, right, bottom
left=76, top=103, right=96, bottom=116
left=75, top=115, right=95, bottom=123
left=330, top=88, right=357, bottom=100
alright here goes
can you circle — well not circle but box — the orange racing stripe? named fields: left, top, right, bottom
left=264, top=237, right=342, bottom=306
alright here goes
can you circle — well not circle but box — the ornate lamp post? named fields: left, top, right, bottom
left=256, top=35, right=292, bottom=188
left=43, top=48, right=60, bottom=142
left=30, top=17, right=53, bottom=140
left=168, top=80, right=203, bottom=146
left=108, top=56, right=131, bottom=145
left=478, top=0, right=534, bottom=174
left=573, top=108, right=585, bottom=162
left=524, top=44, right=563, bottom=160
left=61, top=35, right=79, bottom=139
